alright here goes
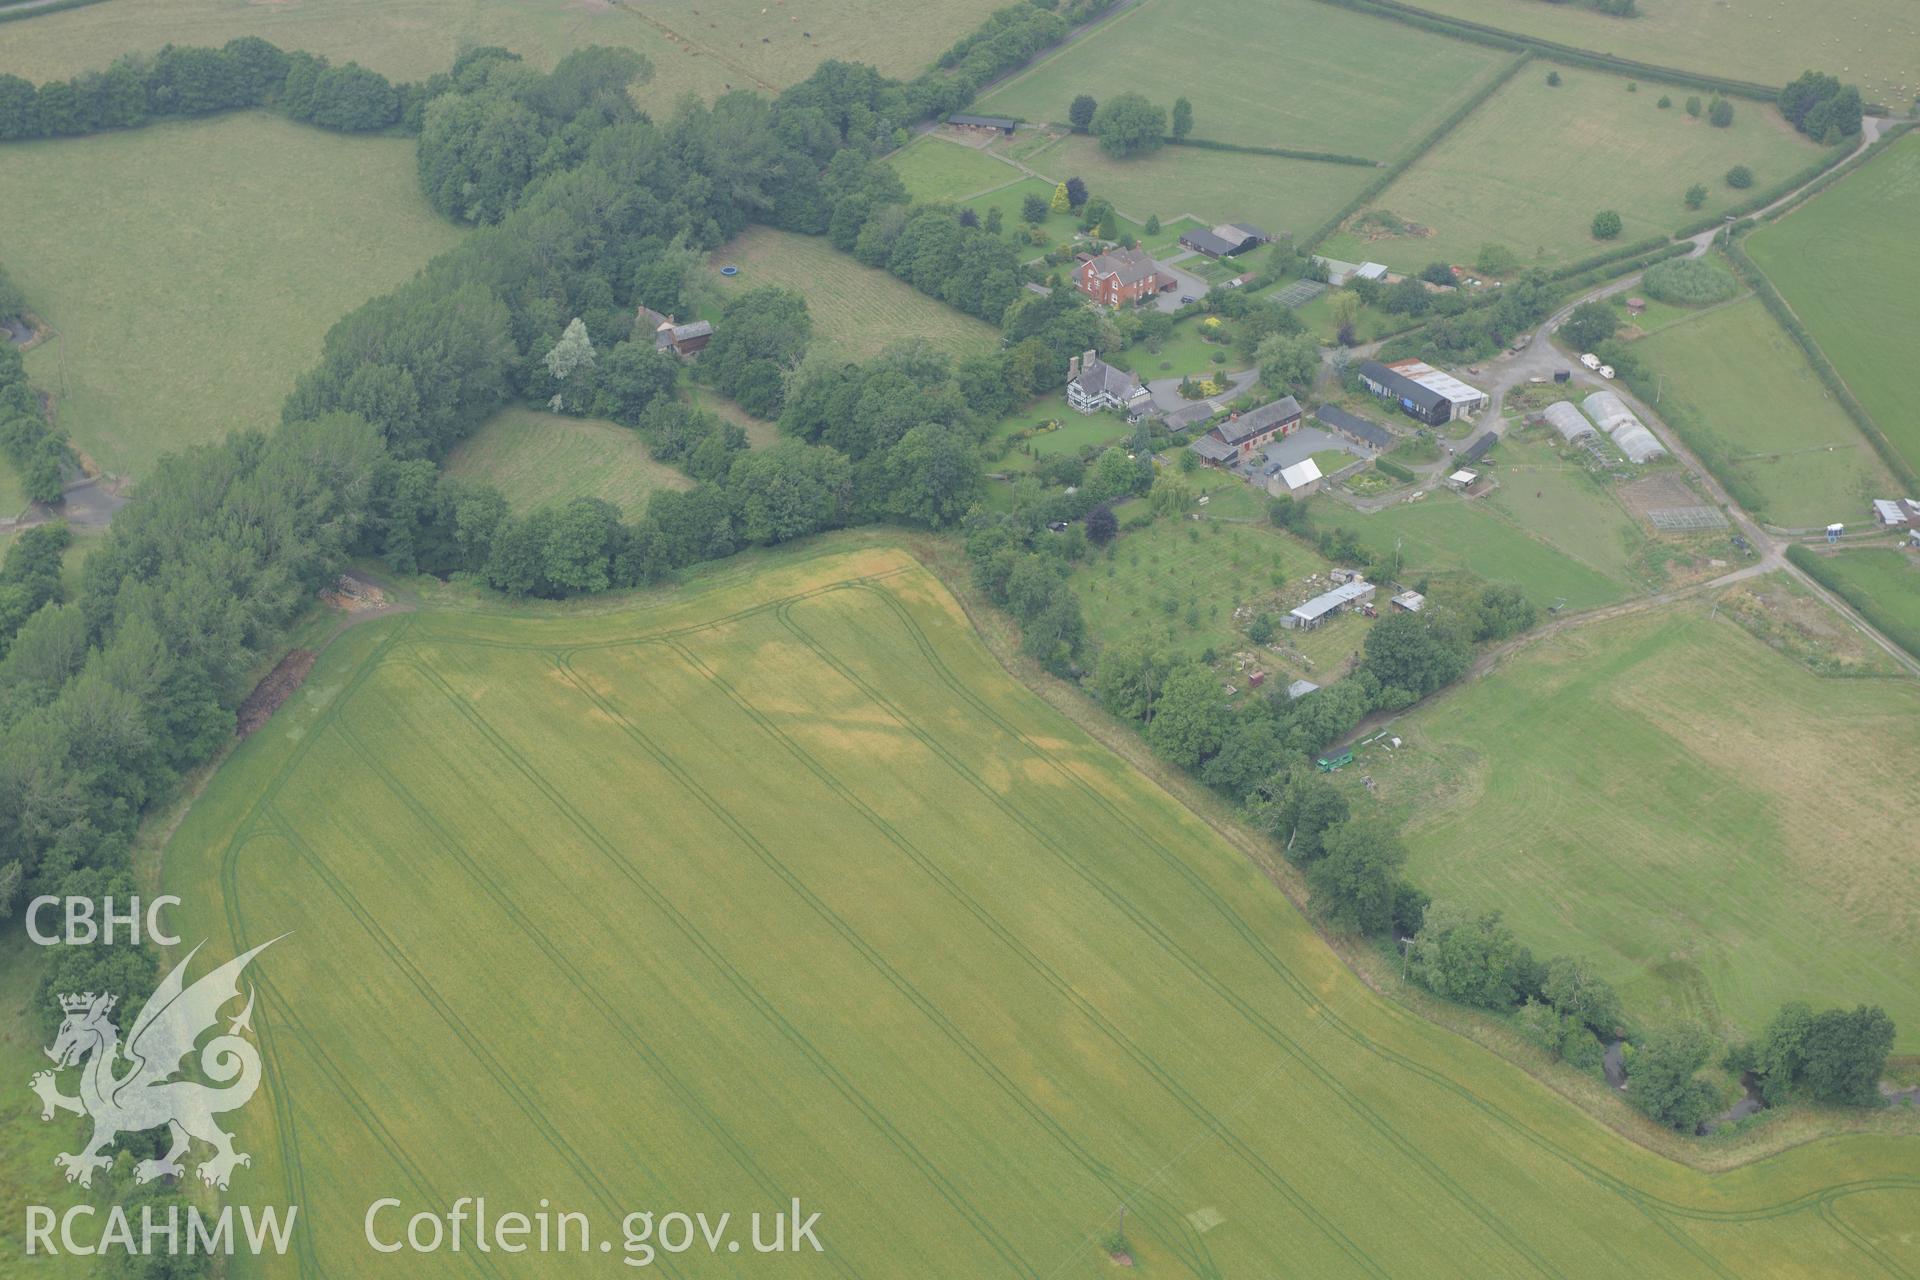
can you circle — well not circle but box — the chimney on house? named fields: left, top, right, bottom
left=1067, top=355, right=1080, bottom=380
left=1084, top=349, right=1097, bottom=369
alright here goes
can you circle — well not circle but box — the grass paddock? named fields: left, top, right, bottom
left=442, top=408, right=692, bottom=519
left=1332, top=68, right=1825, bottom=271
left=1747, top=131, right=1920, bottom=481
left=3, top=113, right=462, bottom=481
left=706, top=227, right=1000, bottom=362
left=1365, top=601, right=1920, bottom=1049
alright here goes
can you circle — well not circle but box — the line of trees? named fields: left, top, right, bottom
left=0, top=36, right=426, bottom=141
left=0, top=337, right=67, bottom=502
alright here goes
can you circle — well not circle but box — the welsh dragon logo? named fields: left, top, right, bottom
left=31, top=938, right=280, bottom=1191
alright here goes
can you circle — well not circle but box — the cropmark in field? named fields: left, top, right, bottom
left=154, top=541, right=1920, bottom=1277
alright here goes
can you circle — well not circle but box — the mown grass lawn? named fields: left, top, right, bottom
left=1339, top=68, right=1827, bottom=272
left=1631, top=296, right=1898, bottom=527
left=889, top=135, right=1024, bottom=202
left=3, top=113, right=463, bottom=481
left=1747, top=131, right=1920, bottom=481
left=1361, top=601, right=1920, bottom=1049
left=706, top=226, right=1000, bottom=361
left=441, top=408, right=692, bottom=519
left=977, top=0, right=1506, bottom=162
left=149, top=539, right=1920, bottom=1276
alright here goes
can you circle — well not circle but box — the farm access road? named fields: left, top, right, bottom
left=1313, top=114, right=1920, bottom=686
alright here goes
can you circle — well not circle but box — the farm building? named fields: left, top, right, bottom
left=1286, top=679, right=1321, bottom=700
left=1288, top=580, right=1375, bottom=629
left=1385, top=359, right=1489, bottom=420
left=1267, top=457, right=1323, bottom=498
left=1067, top=350, right=1153, bottom=419
left=1582, top=390, right=1667, bottom=463
left=663, top=319, right=712, bottom=358
left=1457, top=432, right=1496, bottom=466
left=1871, top=498, right=1920, bottom=527
left=637, top=306, right=712, bottom=358
left=1076, top=246, right=1171, bottom=307
left=1189, top=396, right=1302, bottom=464
left=1179, top=223, right=1271, bottom=258
left=1357, top=360, right=1453, bottom=427
left=1315, top=403, right=1394, bottom=450
left=947, top=113, right=1016, bottom=136
left=1391, top=590, right=1426, bottom=613
left=1313, top=257, right=1389, bottom=286
left=1158, top=401, right=1218, bottom=433
left=1540, top=400, right=1598, bottom=444
left=1446, top=468, right=1479, bottom=490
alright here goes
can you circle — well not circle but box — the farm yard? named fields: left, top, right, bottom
left=1387, top=0, right=1919, bottom=111
left=975, top=0, right=1510, bottom=161
left=1322, top=68, right=1826, bottom=272
left=0, top=0, right=1014, bottom=117
left=1746, top=131, right=1920, bottom=480
left=1361, top=601, right=1920, bottom=1051
left=0, top=114, right=462, bottom=482
left=1631, top=296, right=1899, bottom=528
left=707, top=227, right=1001, bottom=361
left=153, top=542, right=1920, bottom=1277
left=442, top=409, right=693, bottom=519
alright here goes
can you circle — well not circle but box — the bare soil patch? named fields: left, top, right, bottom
left=237, top=649, right=316, bottom=737
left=1617, top=473, right=1706, bottom=523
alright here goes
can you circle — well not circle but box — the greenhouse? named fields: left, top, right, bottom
left=1582, top=390, right=1667, bottom=464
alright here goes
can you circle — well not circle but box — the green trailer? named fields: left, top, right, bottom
left=1317, top=748, right=1355, bottom=772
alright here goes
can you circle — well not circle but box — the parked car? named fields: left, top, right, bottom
left=1179, top=294, right=1195, bottom=304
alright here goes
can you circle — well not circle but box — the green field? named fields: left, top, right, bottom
left=707, top=227, right=1000, bottom=361
left=1365, top=601, right=1920, bottom=1050
left=977, top=0, right=1507, bottom=161
left=889, top=135, right=1024, bottom=202
left=1329, top=68, right=1825, bottom=271
left=0, top=0, right=1011, bottom=118
left=442, top=408, right=692, bottom=519
left=1389, top=0, right=1918, bottom=110
left=1747, top=131, right=1920, bottom=480
left=1632, top=297, right=1898, bottom=527
left=0, top=114, right=463, bottom=481
left=1016, top=132, right=1378, bottom=245
left=1338, top=487, right=1634, bottom=609
left=138, top=541, right=1920, bottom=1275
